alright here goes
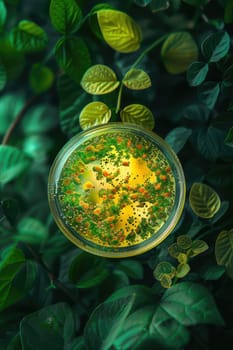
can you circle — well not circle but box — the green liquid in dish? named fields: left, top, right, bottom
left=58, top=132, right=175, bottom=248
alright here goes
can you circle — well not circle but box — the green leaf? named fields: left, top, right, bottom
left=0, top=0, right=7, bottom=31
left=168, top=243, right=184, bottom=259
left=153, top=261, right=176, bottom=281
left=68, top=252, right=109, bottom=288
left=215, top=229, right=233, bottom=278
left=165, top=127, right=192, bottom=153
left=0, top=37, right=25, bottom=80
left=29, top=63, right=54, bottom=94
left=187, top=61, right=208, bottom=86
left=0, top=246, right=26, bottom=311
left=224, top=127, right=233, bottom=147
left=88, top=4, right=114, bottom=41
left=49, top=0, right=82, bottom=34
left=20, top=303, right=75, bottom=349
left=161, top=281, right=224, bottom=325
left=160, top=274, right=173, bottom=288
left=176, top=263, right=190, bottom=278
left=200, top=262, right=225, bottom=281
left=118, top=260, right=144, bottom=280
left=22, top=104, right=58, bottom=133
left=122, top=68, right=151, bottom=90
left=189, top=182, right=221, bottom=219
left=97, top=9, right=142, bottom=53
left=202, top=31, right=230, bottom=63
left=0, top=145, right=30, bottom=185
left=84, top=294, right=135, bottom=350
left=189, top=240, right=209, bottom=257
left=81, top=64, right=120, bottom=95
left=120, top=103, right=154, bottom=130
left=79, top=101, right=111, bottom=130
left=150, top=0, right=170, bottom=13
left=198, top=81, right=220, bottom=109
left=10, top=20, right=48, bottom=53
left=55, top=36, right=91, bottom=83
left=224, top=0, right=233, bottom=23
left=183, top=104, right=210, bottom=122
left=0, top=93, right=25, bottom=134
left=177, top=235, right=192, bottom=250
left=0, top=61, right=7, bottom=90
left=161, top=32, right=198, bottom=74
left=16, top=217, right=48, bottom=244
left=177, top=253, right=188, bottom=264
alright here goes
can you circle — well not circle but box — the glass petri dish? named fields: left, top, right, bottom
left=48, top=123, right=186, bottom=258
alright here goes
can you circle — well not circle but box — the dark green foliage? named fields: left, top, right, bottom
left=0, top=1, right=233, bottom=349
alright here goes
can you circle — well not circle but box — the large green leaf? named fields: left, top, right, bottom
left=55, top=36, right=91, bottom=83
left=215, top=229, right=233, bottom=279
left=50, top=0, right=82, bottom=34
left=97, top=9, right=142, bottom=53
left=84, top=294, right=135, bottom=350
left=81, top=64, right=120, bottom=95
left=165, top=127, right=192, bottom=153
left=29, top=63, right=54, bottom=94
left=161, top=281, right=224, bottom=325
left=202, top=31, right=230, bottom=63
left=79, top=101, right=111, bottom=130
left=0, top=0, right=7, bottom=31
left=0, top=145, right=30, bottom=185
left=161, top=32, right=198, bottom=74
left=122, top=68, right=151, bottom=90
left=10, top=20, right=48, bottom=53
left=20, top=303, right=75, bottom=350
left=16, top=217, right=48, bottom=244
left=187, top=61, right=209, bottom=86
left=120, top=104, right=155, bottom=130
left=189, top=182, right=221, bottom=219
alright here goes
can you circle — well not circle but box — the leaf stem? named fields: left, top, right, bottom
left=1, top=95, right=38, bottom=145
left=115, top=82, right=124, bottom=114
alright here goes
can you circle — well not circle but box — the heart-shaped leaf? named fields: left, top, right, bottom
left=120, top=103, right=155, bottom=130
left=81, top=64, right=120, bottom=95
left=189, top=182, right=221, bottom=219
left=122, top=68, right=151, bottom=90
left=79, top=101, right=111, bottom=130
left=187, top=61, right=209, bottom=87
left=97, top=9, right=142, bottom=53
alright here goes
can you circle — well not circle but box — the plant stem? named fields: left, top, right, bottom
left=115, top=83, right=124, bottom=114
left=1, top=95, right=38, bottom=145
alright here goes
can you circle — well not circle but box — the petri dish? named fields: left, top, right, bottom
left=48, top=123, right=186, bottom=258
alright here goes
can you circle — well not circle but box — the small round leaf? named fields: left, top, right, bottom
left=120, top=103, right=155, bottom=130
left=161, top=32, right=198, bottom=74
left=97, top=9, right=142, bottom=53
left=81, top=64, right=120, bottom=95
left=176, top=263, right=190, bottom=278
left=177, top=235, right=192, bottom=250
left=122, top=68, right=151, bottom=90
left=153, top=261, right=176, bottom=281
left=168, top=243, right=184, bottom=258
left=160, top=274, right=173, bottom=288
left=189, top=182, right=221, bottom=219
left=79, top=101, right=111, bottom=130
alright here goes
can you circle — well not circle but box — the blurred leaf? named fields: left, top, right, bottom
left=0, top=61, right=7, bottom=90
left=207, top=164, right=233, bottom=187
left=161, top=281, right=224, bottom=325
left=0, top=37, right=25, bottom=80
left=20, top=303, right=75, bottom=349
left=6, top=332, right=22, bottom=350
left=22, top=135, right=53, bottom=161
left=215, top=229, right=233, bottom=279
left=0, top=93, right=25, bottom=134
left=200, top=262, right=225, bottom=281
left=150, top=0, right=170, bottom=13
left=50, top=0, right=83, bottom=34
left=81, top=64, right=120, bottom=95
left=0, top=145, right=30, bottom=185
left=118, top=260, right=144, bottom=280
left=198, top=81, right=220, bottom=109
left=0, top=0, right=7, bottom=32
left=84, top=294, right=135, bottom=350
left=79, top=101, right=111, bottom=130
left=176, top=263, right=190, bottom=278
left=223, top=65, right=233, bottom=87
left=202, top=31, right=230, bottom=63
left=97, top=9, right=142, bottom=53
left=224, top=127, right=233, bottom=147
left=183, top=104, right=210, bottom=122
left=153, top=261, right=176, bottom=280
left=189, top=182, right=221, bottom=219
left=224, top=0, right=233, bottom=24
left=122, top=68, right=151, bottom=90
left=55, top=36, right=91, bottom=83
left=161, top=32, right=198, bottom=74
left=165, top=127, right=192, bottom=153
left=68, top=252, right=109, bottom=288
left=187, top=61, right=208, bottom=86
left=188, top=240, right=209, bottom=257
left=120, top=104, right=154, bottom=130
left=22, top=104, right=58, bottom=133
left=29, top=64, right=54, bottom=94
left=10, top=20, right=48, bottom=53
left=16, top=217, right=48, bottom=244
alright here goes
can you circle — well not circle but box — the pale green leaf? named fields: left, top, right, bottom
left=29, top=63, right=54, bottom=94
left=177, top=253, right=188, bottom=264
left=0, top=145, right=30, bottom=185
left=55, top=36, right=91, bottom=83
left=81, top=64, right=120, bottom=95
left=122, top=68, right=151, bottom=90
left=215, top=229, right=233, bottom=278
left=176, top=263, right=190, bottom=278
left=189, top=182, right=221, bottom=219
left=10, top=20, right=48, bottom=53
left=97, top=9, right=142, bottom=53
left=160, top=274, right=173, bottom=288
left=49, top=0, right=83, bottom=34
left=189, top=240, right=209, bottom=257
left=153, top=261, right=176, bottom=281
left=79, top=101, right=111, bottom=130
left=161, top=32, right=198, bottom=74
left=120, top=103, right=155, bottom=130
